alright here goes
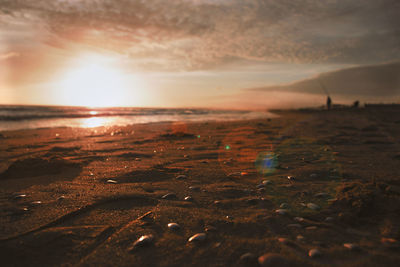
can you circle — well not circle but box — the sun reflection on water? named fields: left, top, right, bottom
left=80, top=117, right=110, bottom=128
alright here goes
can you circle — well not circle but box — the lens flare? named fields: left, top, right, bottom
left=255, top=151, right=278, bottom=175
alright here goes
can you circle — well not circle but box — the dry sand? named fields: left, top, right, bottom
left=0, top=107, right=399, bottom=266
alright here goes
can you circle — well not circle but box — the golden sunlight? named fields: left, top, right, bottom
left=55, top=54, right=142, bottom=107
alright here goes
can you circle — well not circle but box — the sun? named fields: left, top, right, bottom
left=55, top=54, right=141, bottom=107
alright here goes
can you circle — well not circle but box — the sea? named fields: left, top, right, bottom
left=0, top=105, right=277, bottom=131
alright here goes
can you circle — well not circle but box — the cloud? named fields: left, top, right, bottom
left=0, top=52, right=19, bottom=60
left=0, top=0, right=399, bottom=70
left=248, top=61, right=400, bottom=97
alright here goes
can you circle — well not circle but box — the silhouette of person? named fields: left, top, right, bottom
left=327, top=96, right=332, bottom=110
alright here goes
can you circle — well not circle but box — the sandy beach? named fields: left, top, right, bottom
left=0, top=106, right=399, bottom=266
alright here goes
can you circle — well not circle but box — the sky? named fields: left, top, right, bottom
left=0, top=0, right=399, bottom=109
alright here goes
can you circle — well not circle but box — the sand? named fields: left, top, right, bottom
left=0, top=107, right=399, bottom=266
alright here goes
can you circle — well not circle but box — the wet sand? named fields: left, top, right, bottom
left=0, top=107, right=399, bottom=266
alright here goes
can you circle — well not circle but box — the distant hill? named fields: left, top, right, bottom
left=249, top=61, right=400, bottom=97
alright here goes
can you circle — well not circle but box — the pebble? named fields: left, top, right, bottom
left=162, top=193, right=177, bottom=200
left=280, top=203, right=289, bottom=209
left=308, top=248, right=321, bottom=258
left=287, top=176, right=295, bottom=181
left=205, top=226, right=217, bottom=232
left=258, top=253, right=291, bottom=267
left=189, top=186, right=200, bottom=191
left=278, top=237, right=289, bottom=244
left=31, top=201, right=42, bottom=205
left=314, top=193, right=330, bottom=198
left=167, top=223, right=181, bottom=231
left=176, top=175, right=187, bottom=180
left=239, top=253, right=257, bottom=265
left=262, top=180, right=272, bottom=185
left=343, top=243, right=360, bottom=251
left=294, top=217, right=305, bottom=222
left=296, top=235, right=305, bottom=241
left=57, top=195, right=66, bottom=201
left=325, top=217, right=334, bottom=222
left=13, top=194, right=27, bottom=200
left=188, top=233, right=206, bottom=243
left=307, top=203, right=320, bottom=210
left=214, top=242, right=222, bottom=248
left=129, top=234, right=154, bottom=250
left=184, top=196, right=193, bottom=201
left=275, top=209, right=287, bottom=215
left=310, top=173, right=318, bottom=179
left=106, top=179, right=117, bottom=184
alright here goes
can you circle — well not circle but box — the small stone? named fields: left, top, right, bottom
left=308, top=248, right=321, bottom=258
left=325, top=217, right=334, bottom=222
left=307, top=203, right=320, bottom=210
left=57, top=195, right=66, bottom=201
left=296, top=235, right=305, bottom=241
left=205, top=226, right=217, bottom=232
left=239, top=253, right=257, bottom=265
left=258, top=253, right=291, bottom=267
left=278, top=237, right=288, bottom=244
left=294, top=217, right=305, bottom=222
left=280, top=203, right=289, bottom=209
left=129, top=234, right=154, bottom=250
left=214, top=242, right=222, bottom=248
left=314, top=193, right=329, bottom=198
left=106, top=179, right=117, bottom=184
left=184, top=196, right=193, bottom=201
left=176, top=175, right=187, bottom=180
left=13, top=194, right=27, bottom=200
left=213, top=200, right=221, bottom=205
left=188, top=233, right=206, bottom=243
left=189, top=186, right=200, bottom=191
left=262, top=180, right=272, bottom=185
left=167, top=223, right=181, bottom=231
left=256, top=184, right=266, bottom=189
left=275, top=209, right=287, bottom=215
left=381, top=237, right=398, bottom=245
left=287, top=176, right=295, bottom=181
left=31, top=201, right=42, bottom=205
left=162, top=193, right=177, bottom=200
left=343, top=243, right=360, bottom=251
left=310, top=173, right=318, bottom=179
left=258, top=187, right=266, bottom=193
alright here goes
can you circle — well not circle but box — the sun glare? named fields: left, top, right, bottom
left=56, top=54, right=142, bottom=107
